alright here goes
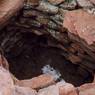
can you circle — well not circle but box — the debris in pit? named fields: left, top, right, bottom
left=42, top=64, right=63, bottom=81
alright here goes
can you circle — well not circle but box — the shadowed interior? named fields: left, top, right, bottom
left=0, top=29, right=93, bottom=87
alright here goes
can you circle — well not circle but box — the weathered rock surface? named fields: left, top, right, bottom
left=38, top=81, right=78, bottom=95
left=63, top=10, right=95, bottom=45
left=16, top=74, right=55, bottom=89
left=78, top=83, right=95, bottom=95
left=63, top=10, right=95, bottom=62
left=0, top=66, right=14, bottom=95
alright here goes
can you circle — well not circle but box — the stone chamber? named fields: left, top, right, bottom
left=0, top=0, right=95, bottom=95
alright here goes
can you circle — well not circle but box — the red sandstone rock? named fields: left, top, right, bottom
left=13, top=86, right=37, bottom=95
left=78, top=83, right=95, bottom=95
left=16, top=74, right=55, bottom=89
left=38, top=82, right=77, bottom=95
left=59, top=83, right=78, bottom=95
left=48, top=0, right=65, bottom=5
left=0, top=66, right=14, bottom=95
left=93, top=75, right=95, bottom=83
left=63, top=10, right=95, bottom=60
left=0, top=0, right=24, bottom=29
left=63, top=10, right=95, bottom=45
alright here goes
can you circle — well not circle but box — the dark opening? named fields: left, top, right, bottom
left=0, top=29, right=93, bottom=87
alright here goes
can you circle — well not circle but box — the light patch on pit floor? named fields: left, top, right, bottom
left=42, top=64, right=65, bottom=82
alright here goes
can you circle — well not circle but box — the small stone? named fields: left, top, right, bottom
left=48, top=0, right=65, bottom=5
